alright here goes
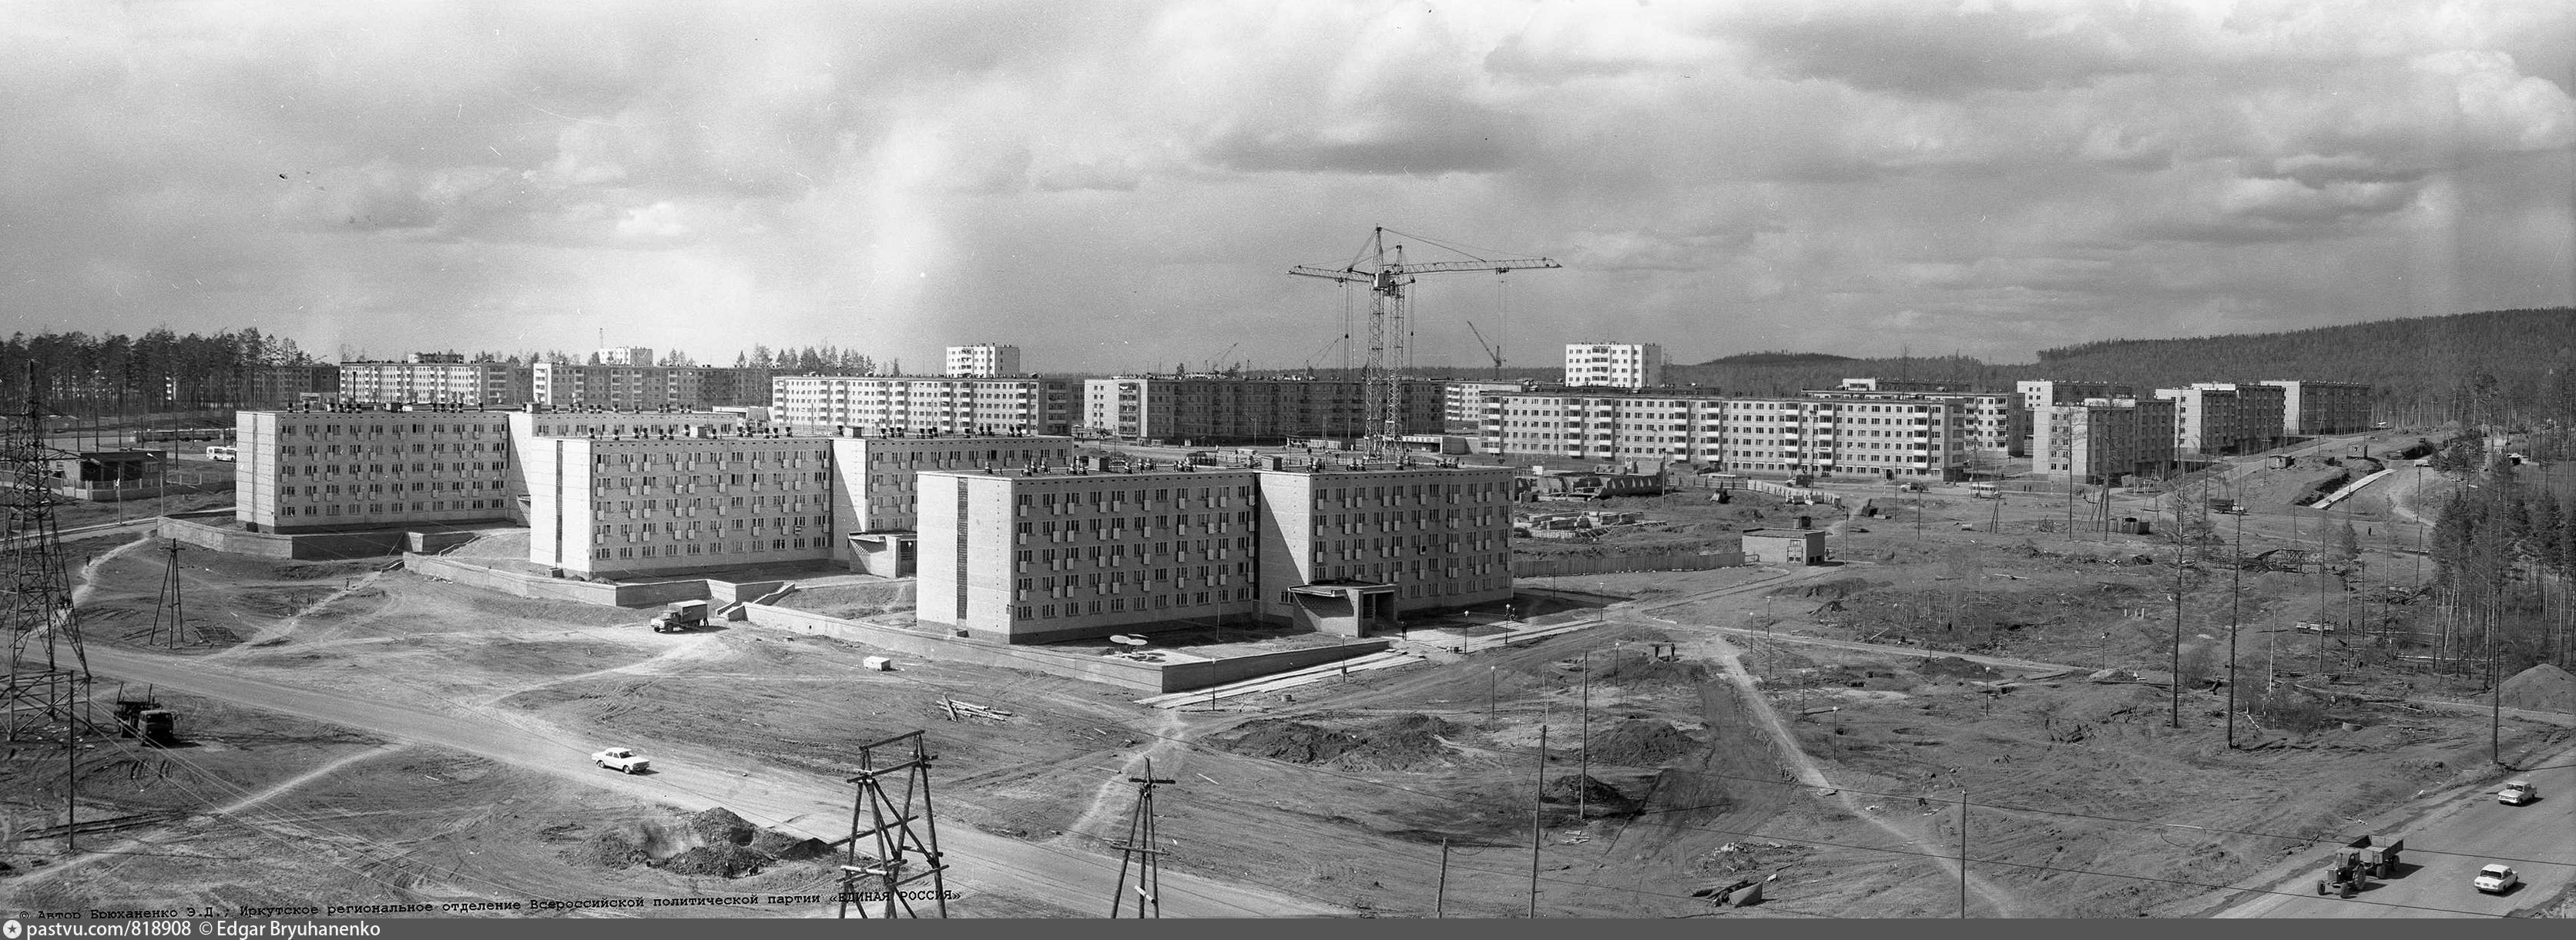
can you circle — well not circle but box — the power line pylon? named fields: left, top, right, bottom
left=834, top=730, right=950, bottom=918
left=4, top=365, right=93, bottom=744
left=1290, top=227, right=1560, bottom=456
left=1108, top=758, right=1176, bottom=918
left=147, top=539, right=190, bottom=647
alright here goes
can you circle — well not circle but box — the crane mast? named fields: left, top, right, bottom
left=1289, top=227, right=1559, bottom=455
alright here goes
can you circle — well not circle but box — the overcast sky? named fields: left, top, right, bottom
left=5, top=1, right=2571, bottom=373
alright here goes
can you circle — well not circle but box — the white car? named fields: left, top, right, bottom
left=592, top=747, right=650, bottom=774
left=2473, top=864, right=2517, bottom=894
left=2497, top=781, right=2535, bottom=806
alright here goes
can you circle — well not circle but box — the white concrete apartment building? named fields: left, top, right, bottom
left=596, top=347, right=655, bottom=366
left=1562, top=342, right=1665, bottom=390
left=1080, top=376, right=1442, bottom=444
left=1443, top=380, right=1531, bottom=433
left=2154, top=382, right=2286, bottom=456
left=2034, top=398, right=2178, bottom=483
left=338, top=360, right=533, bottom=406
left=827, top=434, right=1077, bottom=576
left=916, top=461, right=1513, bottom=643
left=235, top=407, right=522, bottom=533
left=2259, top=380, right=2374, bottom=435
left=770, top=375, right=1075, bottom=437
left=944, top=344, right=1021, bottom=378
left=2016, top=379, right=2133, bottom=452
left=522, top=433, right=837, bottom=577
left=1808, top=384, right=2021, bottom=458
left=1481, top=390, right=1977, bottom=478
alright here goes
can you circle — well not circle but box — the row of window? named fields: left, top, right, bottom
left=1011, top=587, right=1255, bottom=621
left=279, top=499, right=498, bottom=516
left=589, top=537, right=814, bottom=559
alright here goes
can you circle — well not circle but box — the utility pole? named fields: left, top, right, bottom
left=1109, top=757, right=1176, bottom=918
left=2228, top=507, right=2243, bottom=747
left=1957, top=790, right=1970, bottom=918
left=1436, top=838, right=1450, bottom=918
left=1529, top=716, right=1547, bottom=918
left=834, top=731, right=949, bottom=918
left=1578, top=652, right=1589, bottom=822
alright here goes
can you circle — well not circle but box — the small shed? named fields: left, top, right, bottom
left=1742, top=528, right=1828, bottom=566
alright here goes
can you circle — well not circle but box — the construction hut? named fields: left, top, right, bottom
left=45, top=450, right=163, bottom=501
left=1742, top=528, right=1828, bottom=566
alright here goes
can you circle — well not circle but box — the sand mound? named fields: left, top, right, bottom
left=688, top=807, right=757, bottom=846
left=749, top=830, right=834, bottom=861
left=659, top=842, right=769, bottom=878
left=2501, top=663, right=2575, bottom=713
left=1593, top=656, right=1709, bottom=690
left=1545, top=774, right=1639, bottom=816
left=1587, top=720, right=1701, bottom=767
left=1221, top=714, right=1462, bottom=770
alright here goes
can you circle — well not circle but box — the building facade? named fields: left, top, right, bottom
left=771, top=375, right=1075, bottom=437
left=827, top=434, right=1077, bottom=576
left=2154, top=382, right=2286, bottom=456
left=338, top=361, right=533, bottom=407
left=1079, top=377, right=1442, bottom=444
left=1806, top=385, right=2021, bottom=458
left=2033, top=398, right=2178, bottom=483
left=531, top=363, right=775, bottom=411
left=1442, top=380, right=1532, bottom=432
left=1481, top=390, right=1977, bottom=478
left=2016, top=380, right=2134, bottom=452
left=944, top=344, right=1021, bottom=378
left=596, top=347, right=655, bottom=366
left=235, top=407, right=523, bottom=533
left=915, top=460, right=1512, bottom=643
left=1562, top=342, right=1665, bottom=390
left=2259, top=380, right=2374, bottom=435
left=239, top=365, right=341, bottom=408
left=522, top=432, right=837, bottom=577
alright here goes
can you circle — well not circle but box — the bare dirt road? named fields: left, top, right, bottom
left=2208, top=747, right=2576, bottom=918
left=78, top=643, right=1343, bottom=918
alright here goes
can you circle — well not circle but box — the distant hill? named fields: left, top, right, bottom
left=1656, top=308, right=2573, bottom=427
left=1699, top=351, right=1857, bottom=367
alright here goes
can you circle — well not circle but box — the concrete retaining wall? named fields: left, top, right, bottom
left=405, top=554, right=712, bottom=607
left=159, top=513, right=413, bottom=561
left=739, top=602, right=1388, bottom=693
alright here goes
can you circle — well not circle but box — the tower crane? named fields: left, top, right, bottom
left=1289, top=227, right=1559, bottom=454
left=1466, top=321, right=1504, bottom=380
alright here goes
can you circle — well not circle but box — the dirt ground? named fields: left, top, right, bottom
left=7, top=431, right=2572, bottom=918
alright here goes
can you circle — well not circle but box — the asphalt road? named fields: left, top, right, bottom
left=2211, top=754, right=2576, bottom=918
left=80, top=643, right=1343, bottom=918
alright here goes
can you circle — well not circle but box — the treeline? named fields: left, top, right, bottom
left=2, top=328, right=314, bottom=414
left=2425, top=438, right=2576, bottom=673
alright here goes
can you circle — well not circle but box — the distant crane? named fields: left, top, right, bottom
left=1466, top=321, right=1505, bottom=380
left=1290, top=227, right=1560, bottom=452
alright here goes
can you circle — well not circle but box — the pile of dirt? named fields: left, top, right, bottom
left=688, top=807, right=757, bottom=846
left=1220, top=714, right=1464, bottom=770
left=1917, top=656, right=1999, bottom=680
left=750, top=829, right=835, bottom=861
left=1780, top=577, right=1878, bottom=599
left=561, top=831, right=649, bottom=869
left=659, top=842, right=770, bottom=878
left=1544, top=774, right=1639, bottom=816
left=1592, top=655, right=1710, bottom=690
left=2501, top=663, right=2576, bottom=713
left=1587, top=720, right=1702, bottom=767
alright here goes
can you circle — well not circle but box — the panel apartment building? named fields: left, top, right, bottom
left=944, top=344, right=1021, bottom=378
left=1563, top=342, right=1665, bottom=390
left=338, top=358, right=534, bottom=407
left=522, top=433, right=838, bottom=576
left=2259, top=380, right=2374, bottom=435
left=1481, top=387, right=1980, bottom=478
left=531, top=362, right=775, bottom=410
left=2034, top=397, right=2178, bottom=483
left=917, top=460, right=1512, bottom=643
left=2154, top=382, right=2286, bottom=456
left=827, top=434, right=1078, bottom=577
left=770, top=375, right=1075, bottom=437
left=2016, top=380, right=2135, bottom=453
left=236, top=405, right=756, bottom=534
left=1079, top=376, right=1444, bottom=444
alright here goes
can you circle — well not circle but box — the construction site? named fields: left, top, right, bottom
left=1, top=365, right=2571, bottom=920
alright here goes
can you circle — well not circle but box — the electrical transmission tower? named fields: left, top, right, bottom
left=146, top=540, right=190, bottom=647
left=1108, top=758, right=1175, bottom=918
left=4, top=370, right=93, bottom=744
left=1290, top=227, right=1559, bottom=455
left=834, top=730, right=950, bottom=918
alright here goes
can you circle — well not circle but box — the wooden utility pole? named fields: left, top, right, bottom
left=1436, top=838, right=1450, bottom=918
left=1529, top=716, right=1547, bottom=918
left=1957, top=790, right=1969, bottom=918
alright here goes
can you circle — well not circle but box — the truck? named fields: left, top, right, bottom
left=592, top=747, right=650, bottom=774
left=649, top=600, right=709, bottom=633
left=112, top=699, right=178, bottom=747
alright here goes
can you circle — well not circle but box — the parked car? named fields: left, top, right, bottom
left=2473, top=864, right=2517, bottom=894
left=2497, top=781, right=2535, bottom=806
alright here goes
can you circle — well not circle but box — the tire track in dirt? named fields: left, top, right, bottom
left=210, top=566, right=399, bottom=653
left=1639, top=606, right=2027, bottom=917
left=1055, top=707, right=1189, bottom=854
left=4, top=742, right=416, bottom=892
